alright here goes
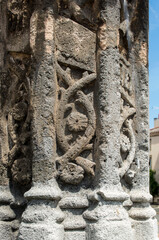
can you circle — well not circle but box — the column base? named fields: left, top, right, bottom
left=131, top=218, right=158, bottom=240
left=18, top=179, right=65, bottom=240
left=0, top=186, right=16, bottom=240
left=86, top=219, right=133, bottom=240
left=129, top=190, right=158, bottom=240
left=59, top=195, right=89, bottom=240
left=84, top=188, right=133, bottom=240
left=19, top=222, right=64, bottom=240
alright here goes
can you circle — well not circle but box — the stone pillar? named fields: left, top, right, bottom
left=84, top=1, right=133, bottom=239
left=128, top=1, right=158, bottom=239
left=0, top=2, right=17, bottom=239
left=18, top=3, right=64, bottom=240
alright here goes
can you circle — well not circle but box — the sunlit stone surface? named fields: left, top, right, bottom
left=0, top=0, right=158, bottom=239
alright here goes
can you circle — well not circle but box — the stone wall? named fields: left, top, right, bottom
left=0, top=0, right=158, bottom=239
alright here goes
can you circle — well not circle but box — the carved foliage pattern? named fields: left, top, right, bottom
left=7, top=0, right=32, bottom=33
left=119, top=56, right=136, bottom=185
left=56, top=62, right=96, bottom=185
left=1, top=55, right=32, bottom=185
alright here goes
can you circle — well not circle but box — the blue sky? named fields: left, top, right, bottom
left=149, top=0, right=159, bottom=128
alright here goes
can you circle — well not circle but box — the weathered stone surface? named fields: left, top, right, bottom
left=59, top=196, right=89, bottom=209
left=55, top=17, right=96, bottom=72
left=0, top=0, right=158, bottom=239
left=63, top=216, right=86, bottom=230
left=0, top=206, right=16, bottom=221
left=64, top=231, right=86, bottom=240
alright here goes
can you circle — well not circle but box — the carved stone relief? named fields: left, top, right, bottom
left=57, top=0, right=99, bottom=30
left=1, top=1, right=156, bottom=240
left=119, top=55, right=136, bottom=185
left=55, top=17, right=96, bottom=185
left=1, top=54, right=32, bottom=185
left=7, top=0, right=32, bottom=33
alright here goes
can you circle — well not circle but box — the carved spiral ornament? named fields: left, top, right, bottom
left=119, top=56, right=136, bottom=184
left=56, top=63, right=96, bottom=184
left=1, top=56, right=32, bottom=185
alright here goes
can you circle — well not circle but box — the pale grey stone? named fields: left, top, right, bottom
left=0, top=222, right=14, bottom=240
left=59, top=196, right=89, bottom=209
left=64, top=231, right=86, bottom=240
left=63, top=216, right=86, bottom=230
left=0, top=206, right=16, bottom=221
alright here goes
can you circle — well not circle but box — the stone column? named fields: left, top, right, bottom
left=128, top=1, right=158, bottom=239
left=84, top=1, right=133, bottom=239
left=0, top=2, right=16, bottom=239
left=18, top=3, right=64, bottom=240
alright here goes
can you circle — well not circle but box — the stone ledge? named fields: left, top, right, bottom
left=24, top=179, right=62, bottom=200
left=59, top=196, right=89, bottom=209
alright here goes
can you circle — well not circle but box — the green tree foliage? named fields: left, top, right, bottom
left=150, top=169, right=159, bottom=201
